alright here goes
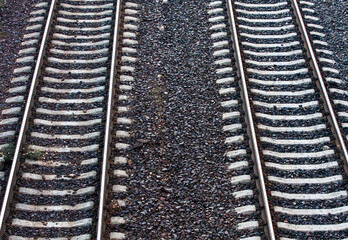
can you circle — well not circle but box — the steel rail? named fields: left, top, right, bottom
left=0, top=0, right=57, bottom=236
left=290, top=0, right=348, bottom=167
left=97, top=0, right=123, bottom=239
left=226, top=0, right=276, bottom=239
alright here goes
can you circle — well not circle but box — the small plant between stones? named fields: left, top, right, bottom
left=0, top=143, right=15, bottom=165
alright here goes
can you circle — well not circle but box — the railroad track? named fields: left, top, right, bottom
left=0, top=0, right=346, bottom=239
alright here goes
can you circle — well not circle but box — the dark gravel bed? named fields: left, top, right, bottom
left=107, top=0, right=264, bottom=239
left=311, top=0, right=347, bottom=81
left=0, top=0, right=43, bottom=98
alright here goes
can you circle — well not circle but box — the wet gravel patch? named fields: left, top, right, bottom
left=312, top=0, right=347, bottom=81
left=0, top=0, right=43, bottom=97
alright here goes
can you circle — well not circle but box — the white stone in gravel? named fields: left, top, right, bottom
left=114, top=157, right=128, bottom=165
left=271, top=190, right=347, bottom=200
left=110, top=232, right=126, bottom=239
left=19, top=186, right=95, bottom=196
left=114, top=170, right=129, bottom=178
left=111, top=217, right=126, bottom=225
left=230, top=175, right=250, bottom=184
left=277, top=222, right=348, bottom=232
left=12, top=218, right=92, bottom=228
left=228, top=161, right=248, bottom=170
left=113, top=185, right=127, bottom=193
left=16, top=201, right=94, bottom=211
left=34, top=119, right=101, bottom=126
left=265, top=161, right=337, bottom=170
left=237, top=221, right=259, bottom=230
left=28, top=144, right=99, bottom=152
left=235, top=205, right=256, bottom=214
left=274, top=205, right=348, bottom=216
left=233, top=190, right=254, bottom=199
